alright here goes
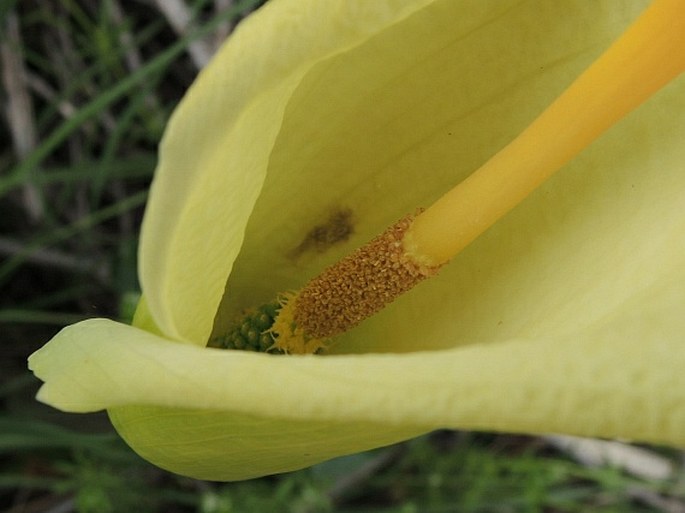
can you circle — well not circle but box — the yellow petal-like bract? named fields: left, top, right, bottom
left=30, top=0, right=685, bottom=481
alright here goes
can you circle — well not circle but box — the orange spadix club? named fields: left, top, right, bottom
left=227, top=0, right=685, bottom=353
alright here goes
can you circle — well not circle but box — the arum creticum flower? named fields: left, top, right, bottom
left=29, top=0, right=685, bottom=481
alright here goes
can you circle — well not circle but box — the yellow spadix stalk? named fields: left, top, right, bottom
left=222, top=0, right=685, bottom=354
left=405, top=0, right=685, bottom=266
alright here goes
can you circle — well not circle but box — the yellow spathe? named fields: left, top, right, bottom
left=29, top=0, right=685, bottom=481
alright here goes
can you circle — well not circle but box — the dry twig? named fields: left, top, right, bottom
left=544, top=434, right=674, bottom=481
left=1, top=11, right=43, bottom=222
left=153, top=0, right=214, bottom=68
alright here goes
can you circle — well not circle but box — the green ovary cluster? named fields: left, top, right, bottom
left=208, top=302, right=283, bottom=354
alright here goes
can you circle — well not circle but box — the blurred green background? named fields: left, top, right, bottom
left=1, top=1, right=684, bottom=511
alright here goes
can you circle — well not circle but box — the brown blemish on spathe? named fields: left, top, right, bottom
left=292, top=213, right=441, bottom=339
left=291, top=208, right=354, bottom=257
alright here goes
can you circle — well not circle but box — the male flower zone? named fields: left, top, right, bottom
left=30, top=0, right=685, bottom=481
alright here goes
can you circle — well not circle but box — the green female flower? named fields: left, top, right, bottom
left=29, top=0, right=685, bottom=481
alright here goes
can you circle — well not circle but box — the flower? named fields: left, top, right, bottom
left=29, top=0, right=685, bottom=481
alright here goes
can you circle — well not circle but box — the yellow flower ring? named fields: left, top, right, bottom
left=30, top=0, right=685, bottom=481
